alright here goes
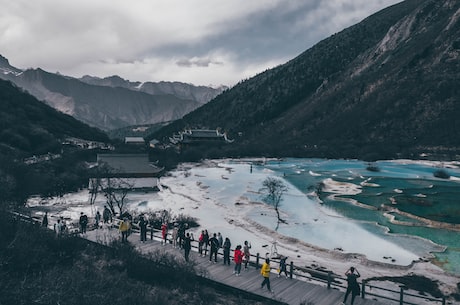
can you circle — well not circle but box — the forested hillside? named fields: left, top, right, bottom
left=0, top=79, right=110, bottom=204
left=151, top=0, right=460, bottom=160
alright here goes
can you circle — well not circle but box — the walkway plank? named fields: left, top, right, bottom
left=84, top=229, right=386, bottom=305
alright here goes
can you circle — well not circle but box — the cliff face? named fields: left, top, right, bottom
left=153, top=0, right=460, bottom=159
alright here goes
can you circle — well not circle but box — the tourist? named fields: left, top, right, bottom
left=233, top=245, right=244, bottom=276
left=119, top=217, right=130, bottom=242
left=203, top=229, right=209, bottom=256
left=139, top=215, right=148, bottom=243
left=342, top=266, right=361, bottom=305
left=54, top=219, right=62, bottom=237
left=161, top=222, right=168, bottom=245
left=95, top=211, right=101, bottom=228
left=217, top=232, right=223, bottom=249
left=243, top=240, right=251, bottom=269
left=79, top=212, right=88, bottom=234
left=172, top=223, right=179, bottom=248
left=278, top=256, right=289, bottom=278
left=184, top=232, right=194, bottom=262
left=223, top=237, right=231, bottom=265
left=260, top=258, right=272, bottom=293
left=41, top=212, right=48, bottom=228
left=101, top=221, right=110, bottom=244
left=103, top=205, right=112, bottom=223
left=209, top=233, right=219, bottom=263
left=198, top=230, right=205, bottom=255
left=177, top=223, right=186, bottom=248
left=60, top=217, right=67, bottom=235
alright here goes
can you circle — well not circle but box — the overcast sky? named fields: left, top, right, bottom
left=0, top=0, right=401, bottom=87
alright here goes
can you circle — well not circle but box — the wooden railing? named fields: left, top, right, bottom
left=145, top=227, right=448, bottom=305
left=11, top=212, right=450, bottom=305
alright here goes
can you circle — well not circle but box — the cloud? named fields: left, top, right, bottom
left=0, top=0, right=402, bottom=86
left=176, top=57, right=224, bottom=68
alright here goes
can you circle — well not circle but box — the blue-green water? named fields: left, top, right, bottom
left=262, top=158, right=460, bottom=275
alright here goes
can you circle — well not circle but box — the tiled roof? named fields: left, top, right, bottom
left=97, top=154, right=162, bottom=175
left=187, top=130, right=220, bottom=138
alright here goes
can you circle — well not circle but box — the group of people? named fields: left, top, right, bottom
left=43, top=209, right=362, bottom=302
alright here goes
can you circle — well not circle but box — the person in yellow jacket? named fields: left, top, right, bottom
left=119, top=218, right=130, bottom=242
left=260, top=258, right=273, bottom=293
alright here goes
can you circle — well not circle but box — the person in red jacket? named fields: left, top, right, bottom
left=161, top=222, right=168, bottom=245
left=233, top=245, right=244, bottom=276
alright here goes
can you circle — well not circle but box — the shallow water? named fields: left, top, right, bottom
left=191, top=158, right=460, bottom=274
left=263, top=158, right=460, bottom=275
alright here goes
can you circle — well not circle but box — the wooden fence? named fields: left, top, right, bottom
left=13, top=211, right=450, bottom=305
left=145, top=225, right=449, bottom=305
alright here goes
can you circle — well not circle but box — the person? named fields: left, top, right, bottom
left=95, top=211, right=101, bottom=228
left=60, top=217, right=67, bottom=235
left=79, top=212, right=88, bottom=234
left=103, top=205, right=112, bottom=223
left=217, top=232, right=223, bottom=249
left=209, top=233, right=219, bottom=263
left=223, top=237, right=231, bottom=265
left=172, top=223, right=179, bottom=248
left=101, top=221, right=110, bottom=244
left=260, top=258, right=272, bottom=293
left=183, top=232, right=194, bottom=262
left=342, top=266, right=361, bottom=305
left=202, top=229, right=209, bottom=256
left=41, top=212, right=48, bottom=228
left=119, top=217, right=130, bottom=242
left=198, top=230, right=205, bottom=255
left=233, top=245, right=244, bottom=276
left=177, top=223, right=185, bottom=249
left=161, top=222, right=168, bottom=245
left=278, top=256, right=289, bottom=278
left=139, top=215, right=148, bottom=243
left=243, top=240, right=251, bottom=269
left=54, top=219, right=62, bottom=237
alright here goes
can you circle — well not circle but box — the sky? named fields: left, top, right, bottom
left=0, top=0, right=401, bottom=87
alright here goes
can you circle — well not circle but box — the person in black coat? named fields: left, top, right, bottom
left=209, top=233, right=219, bottom=263
left=183, top=232, right=194, bottom=262
left=342, top=266, right=361, bottom=305
left=223, top=237, right=231, bottom=265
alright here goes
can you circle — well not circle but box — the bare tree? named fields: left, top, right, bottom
left=260, top=177, right=288, bottom=231
left=102, top=177, right=135, bottom=217
left=88, top=177, right=100, bottom=206
left=88, top=162, right=112, bottom=215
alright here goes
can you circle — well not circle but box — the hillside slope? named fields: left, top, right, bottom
left=0, top=57, right=225, bottom=131
left=0, top=79, right=108, bottom=158
left=152, top=0, right=460, bottom=160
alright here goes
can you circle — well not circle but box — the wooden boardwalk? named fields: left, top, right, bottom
left=84, top=228, right=388, bottom=305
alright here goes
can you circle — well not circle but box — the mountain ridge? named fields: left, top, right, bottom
left=150, top=0, right=460, bottom=160
left=0, top=57, right=225, bottom=131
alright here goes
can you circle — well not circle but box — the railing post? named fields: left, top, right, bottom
left=256, top=253, right=260, bottom=269
left=289, top=261, right=294, bottom=279
left=399, top=285, right=406, bottom=305
left=361, top=282, right=366, bottom=298
left=150, top=226, right=153, bottom=240
left=327, top=271, right=332, bottom=289
left=442, top=296, right=446, bottom=305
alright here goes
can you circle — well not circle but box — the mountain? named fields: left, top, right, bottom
left=151, top=0, right=460, bottom=160
left=0, top=56, right=225, bottom=131
left=0, top=78, right=112, bottom=203
left=79, top=75, right=227, bottom=105
left=0, top=78, right=109, bottom=158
